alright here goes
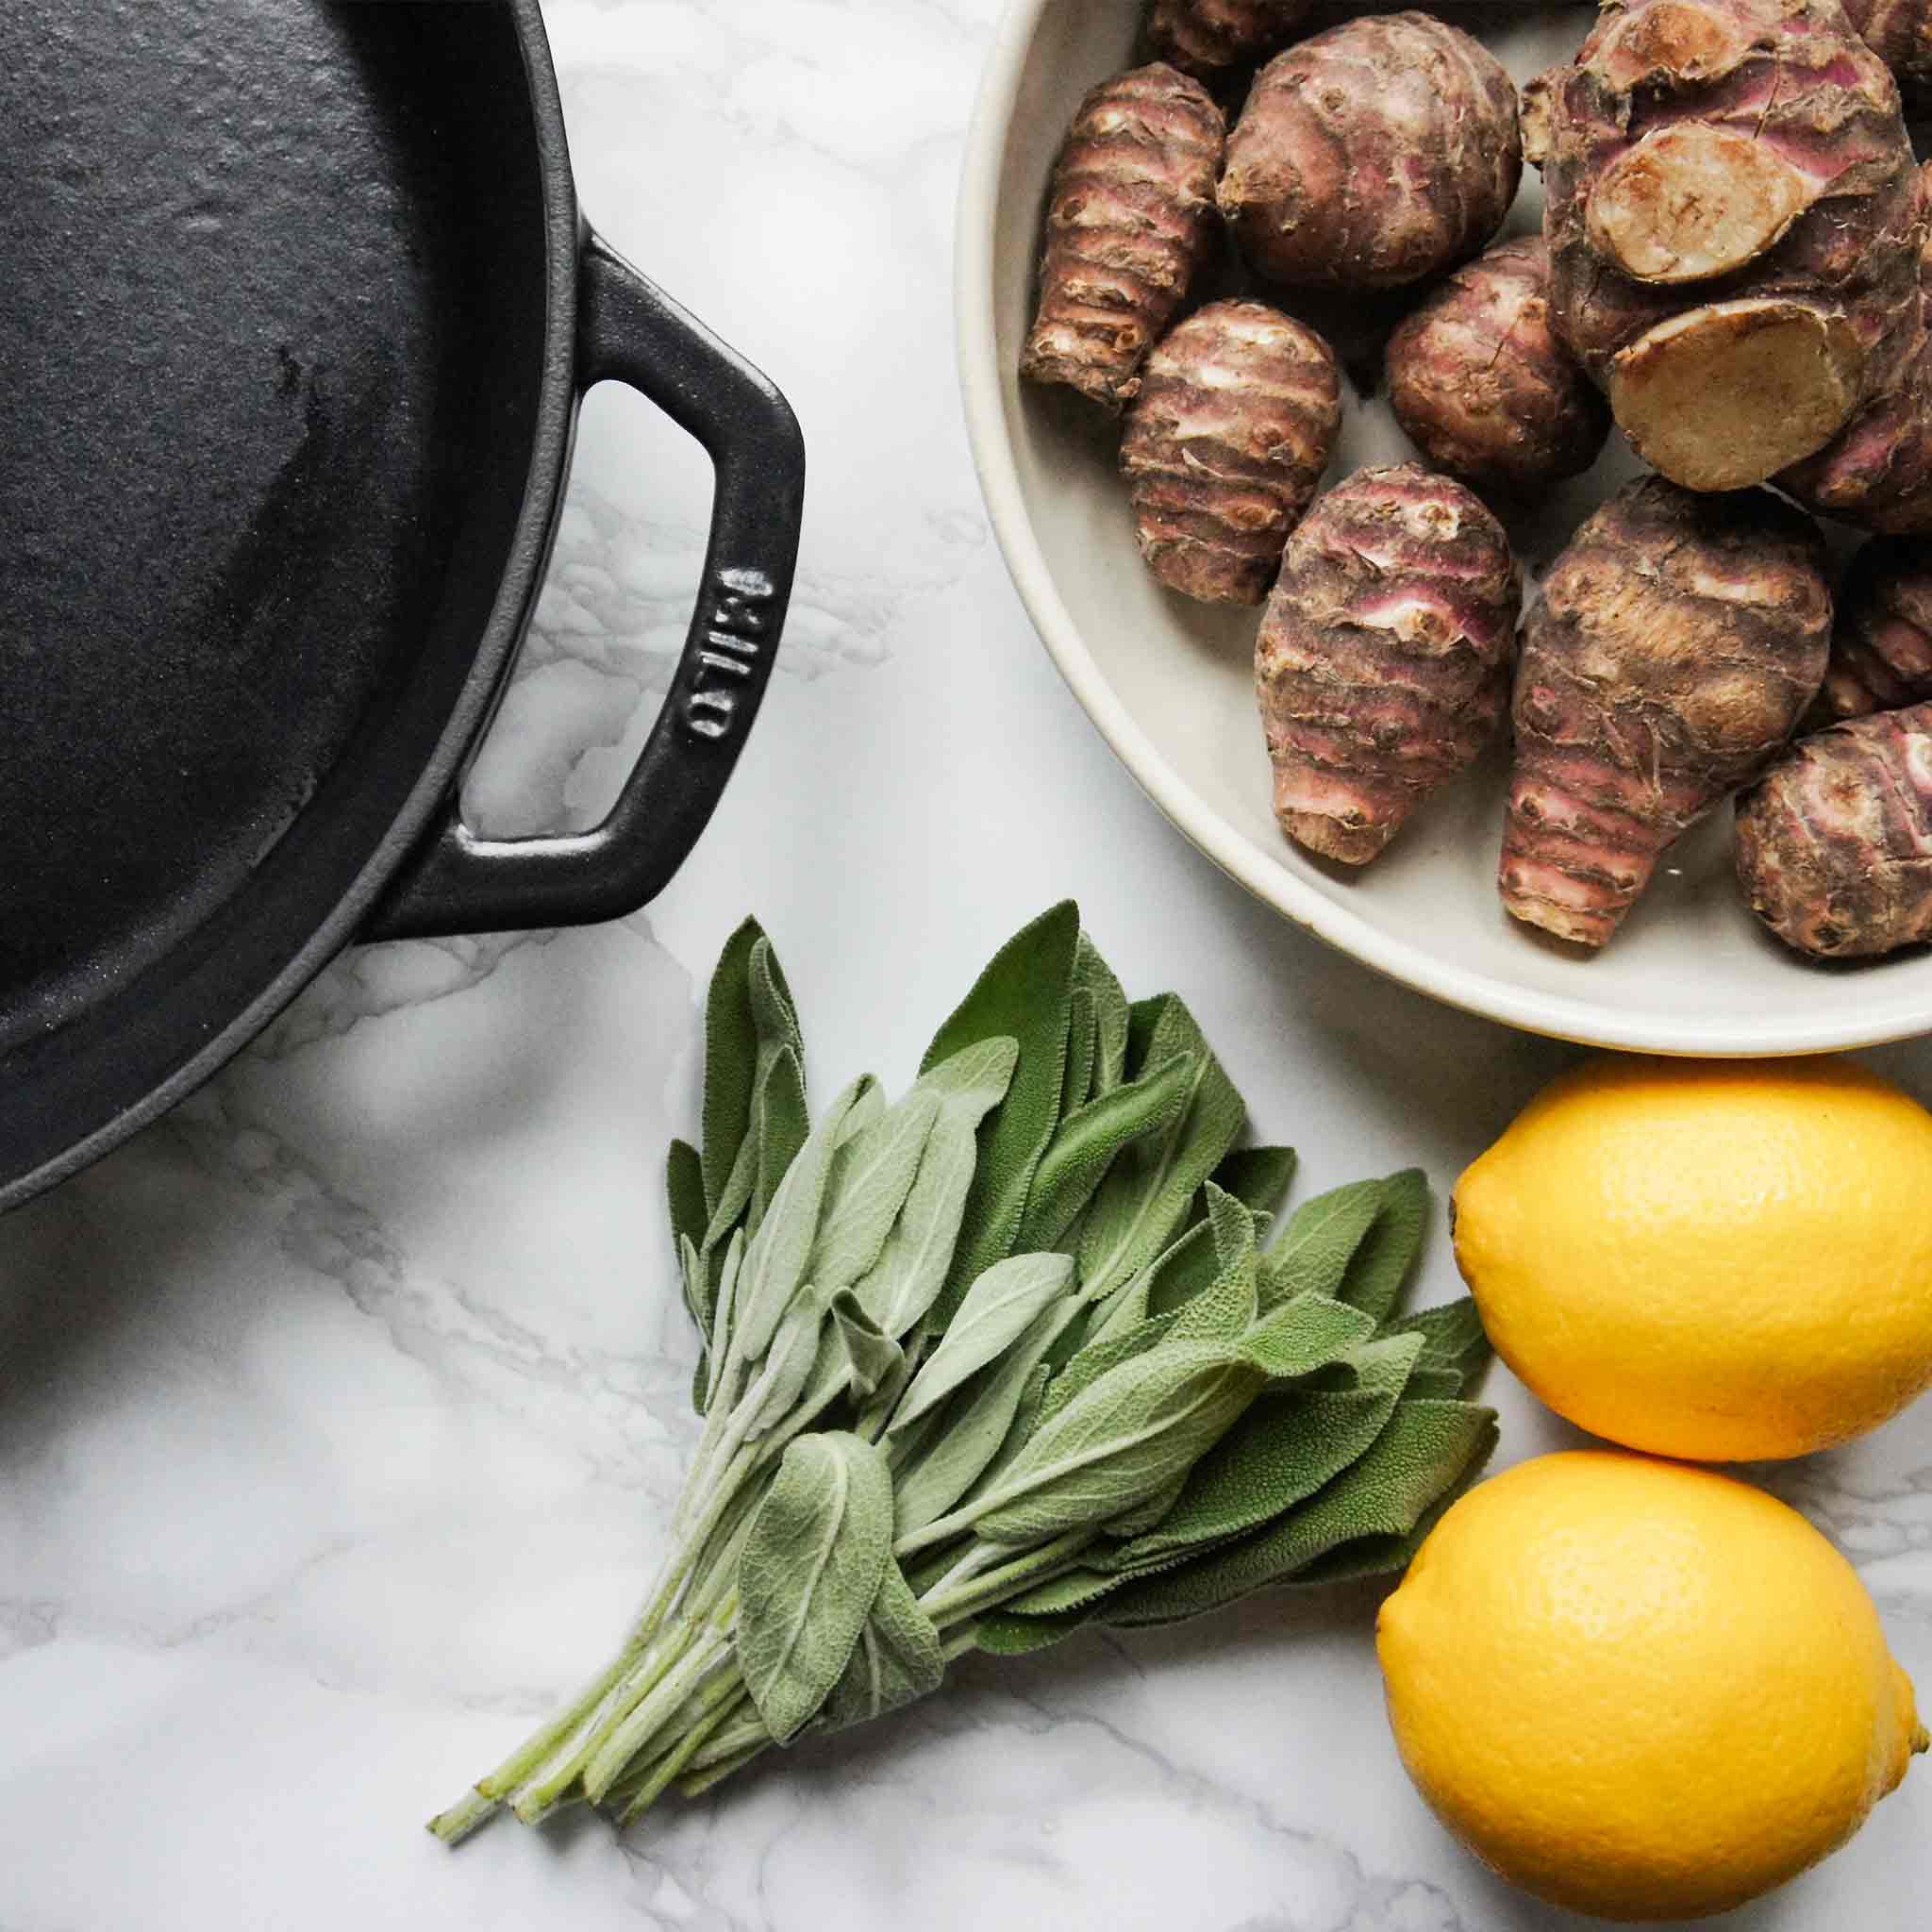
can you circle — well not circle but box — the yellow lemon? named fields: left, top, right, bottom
left=1377, top=1452, right=1926, bottom=1922
left=1453, top=1054, right=1932, bottom=1460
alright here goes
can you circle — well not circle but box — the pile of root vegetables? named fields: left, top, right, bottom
left=1021, top=0, right=1932, bottom=960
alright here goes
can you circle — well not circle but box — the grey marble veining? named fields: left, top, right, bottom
left=1, top=3, right=1927, bottom=1927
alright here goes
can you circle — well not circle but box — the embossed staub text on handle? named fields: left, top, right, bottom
left=682, top=565, right=776, bottom=741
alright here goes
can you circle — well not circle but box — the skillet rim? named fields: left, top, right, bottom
left=0, top=0, right=580, bottom=1212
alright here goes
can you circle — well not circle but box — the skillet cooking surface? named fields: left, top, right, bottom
left=1, top=0, right=541, bottom=1045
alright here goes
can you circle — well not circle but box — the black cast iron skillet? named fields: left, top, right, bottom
left=0, top=0, right=805, bottom=1211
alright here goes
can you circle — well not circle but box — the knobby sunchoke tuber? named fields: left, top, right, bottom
left=1218, top=14, right=1521, bottom=292
left=1145, top=0, right=1312, bottom=79
left=1120, top=300, right=1341, bottom=604
left=1780, top=164, right=1932, bottom=534
left=1737, top=703, right=1932, bottom=958
left=1501, top=478, right=1831, bottom=948
left=1385, top=237, right=1611, bottom=495
left=1256, top=463, right=1521, bottom=865
left=1525, top=0, right=1922, bottom=493
left=1843, top=0, right=1932, bottom=108
left=1815, top=538, right=1932, bottom=720
left=1020, top=63, right=1224, bottom=411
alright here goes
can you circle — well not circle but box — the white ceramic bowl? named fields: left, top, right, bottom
left=957, top=0, right=1932, bottom=1055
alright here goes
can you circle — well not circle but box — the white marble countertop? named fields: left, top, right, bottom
left=2, top=3, right=1928, bottom=1926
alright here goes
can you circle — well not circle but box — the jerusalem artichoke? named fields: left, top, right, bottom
left=1737, top=703, right=1932, bottom=958
left=1500, top=477, right=1831, bottom=948
left=1814, top=538, right=1932, bottom=720
left=1218, top=15, right=1521, bottom=292
left=1256, top=463, right=1521, bottom=865
left=1145, top=0, right=1312, bottom=79
left=1020, top=63, right=1224, bottom=411
left=1385, top=238, right=1610, bottom=495
left=1120, top=300, right=1341, bottom=604
left=1779, top=164, right=1932, bottom=535
left=1525, top=0, right=1923, bottom=492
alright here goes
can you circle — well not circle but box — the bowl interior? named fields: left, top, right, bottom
left=964, top=0, right=1932, bottom=1054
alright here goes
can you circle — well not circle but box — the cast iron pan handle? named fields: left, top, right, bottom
left=366, top=232, right=805, bottom=941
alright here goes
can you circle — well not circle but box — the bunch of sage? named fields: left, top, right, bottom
left=429, top=904, right=1497, bottom=1844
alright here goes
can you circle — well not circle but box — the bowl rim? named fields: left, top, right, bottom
left=954, top=0, right=1932, bottom=1057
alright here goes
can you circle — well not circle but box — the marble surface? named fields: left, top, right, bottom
left=2, top=3, right=1928, bottom=1926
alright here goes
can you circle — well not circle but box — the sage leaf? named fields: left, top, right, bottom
left=747, top=931, right=804, bottom=1071
left=869, top=1038, right=1026, bottom=1336
left=1102, top=1398, right=1498, bottom=1626
left=678, top=1233, right=708, bottom=1344
left=921, top=902, right=1081, bottom=1327
left=1164, top=1185, right=1260, bottom=1346
left=810, top=1091, right=941, bottom=1295
left=1239, top=1292, right=1377, bottom=1380
left=891, top=1254, right=1076, bottom=1435
left=893, top=1307, right=1073, bottom=1536
left=979, top=1359, right=1052, bottom=1488
left=1018, top=1053, right=1196, bottom=1253
left=699, top=919, right=766, bottom=1217
left=851, top=1083, right=1003, bottom=1341
left=828, top=1291, right=903, bottom=1403
left=1060, top=988, right=1097, bottom=1122
left=1286, top=1421, right=1497, bottom=1587
left=701, top=924, right=802, bottom=1218
left=668, top=1139, right=707, bottom=1259
left=738, top=1432, right=894, bottom=1744
left=734, top=1077, right=869, bottom=1363
left=750, top=1043, right=810, bottom=1240
left=1101, top=1466, right=1190, bottom=1538
left=1084, top=1217, right=1213, bottom=1351
left=1105, top=1341, right=1421, bottom=1573
left=1073, top=934, right=1129, bottom=1098
left=1002, top=1564, right=1131, bottom=1617
left=1075, top=996, right=1244, bottom=1303
left=702, top=1229, right=746, bottom=1409
left=834, top=1078, right=886, bottom=1147
left=1384, top=1296, right=1491, bottom=1380
left=741, top=1295, right=829, bottom=1437
left=913, top=1036, right=1021, bottom=1112
left=974, top=1607, right=1091, bottom=1656
left=1143, top=1217, right=1224, bottom=1319
left=969, top=1342, right=1265, bottom=1547
left=819, top=1559, right=944, bottom=1734
left=1212, top=1145, right=1298, bottom=1223
left=1037, top=1307, right=1182, bottom=1427
left=1338, top=1169, right=1428, bottom=1322
left=1405, top=1367, right=1466, bottom=1400
left=1257, top=1179, right=1384, bottom=1310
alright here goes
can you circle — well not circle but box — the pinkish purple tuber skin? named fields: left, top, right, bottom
left=1815, top=538, right=1932, bottom=721
left=1218, top=14, right=1521, bottom=292
left=1145, top=0, right=1314, bottom=79
left=1501, top=477, right=1831, bottom=949
left=1737, top=702, right=1932, bottom=958
left=1120, top=299, right=1341, bottom=605
left=1386, top=237, right=1611, bottom=495
left=1257, top=463, right=1522, bottom=865
left=1020, top=63, right=1224, bottom=412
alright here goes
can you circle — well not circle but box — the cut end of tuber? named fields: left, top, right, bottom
left=1596, top=0, right=1754, bottom=89
left=1585, top=125, right=1809, bottom=286
left=1497, top=866, right=1630, bottom=950
left=1610, top=300, right=1864, bottom=490
left=1278, top=808, right=1399, bottom=868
